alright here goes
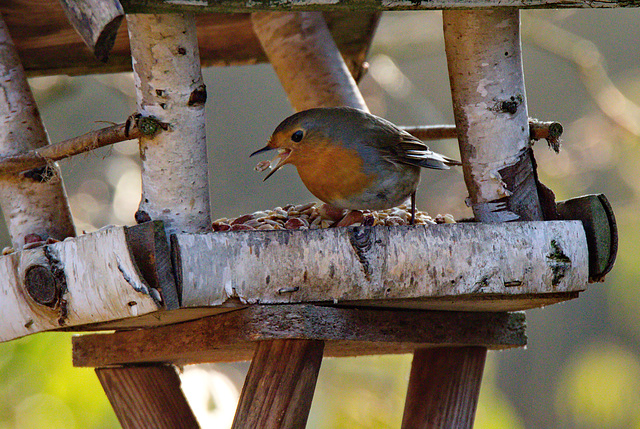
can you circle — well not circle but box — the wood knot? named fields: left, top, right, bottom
left=188, top=84, right=207, bottom=107
left=349, top=226, right=374, bottom=280
left=24, top=265, right=60, bottom=307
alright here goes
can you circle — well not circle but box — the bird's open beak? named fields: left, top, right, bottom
left=251, top=145, right=292, bottom=181
left=250, top=145, right=274, bottom=158
left=263, top=149, right=292, bottom=181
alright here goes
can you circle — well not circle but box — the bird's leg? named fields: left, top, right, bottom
left=410, top=191, right=416, bottom=225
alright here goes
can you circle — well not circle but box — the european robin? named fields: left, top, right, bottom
left=251, top=107, right=460, bottom=224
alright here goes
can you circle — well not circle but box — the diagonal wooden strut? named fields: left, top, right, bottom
left=96, top=365, right=199, bottom=429
left=401, top=347, right=487, bottom=429
left=232, top=339, right=325, bottom=429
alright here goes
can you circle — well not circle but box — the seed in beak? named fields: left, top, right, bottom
left=263, top=149, right=292, bottom=181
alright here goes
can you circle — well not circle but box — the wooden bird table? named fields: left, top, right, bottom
left=0, top=0, right=624, bottom=428
left=3, top=217, right=604, bottom=428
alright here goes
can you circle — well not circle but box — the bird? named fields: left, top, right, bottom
left=251, top=106, right=460, bottom=224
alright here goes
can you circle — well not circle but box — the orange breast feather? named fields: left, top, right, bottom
left=292, top=144, right=375, bottom=205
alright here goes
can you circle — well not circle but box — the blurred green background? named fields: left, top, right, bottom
left=1, top=9, right=640, bottom=428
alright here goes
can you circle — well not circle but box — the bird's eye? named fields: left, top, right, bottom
left=291, top=130, right=304, bottom=142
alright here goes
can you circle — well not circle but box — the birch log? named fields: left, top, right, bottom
left=176, top=221, right=588, bottom=311
left=252, top=12, right=367, bottom=112
left=0, top=225, right=160, bottom=342
left=127, top=14, right=211, bottom=235
left=444, top=10, right=542, bottom=222
left=0, top=18, right=75, bottom=249
left=58, top=0, right=125, bottom=62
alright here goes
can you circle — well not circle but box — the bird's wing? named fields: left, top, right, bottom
left=379, top=130, right=461, bottom=170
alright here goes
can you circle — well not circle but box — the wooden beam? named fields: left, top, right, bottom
left=96, top=365, right=199, bottom=429
left=72, top=305, right=527, bottom=367
left=2, top=8, right=377, bottom=78
left=120, top=0, right=640, bottom=12
left=176, top=221, right=588, bottom=311
left=401, top=347, right=486, bottom=429
left=231, top=340, right=324, bottom=429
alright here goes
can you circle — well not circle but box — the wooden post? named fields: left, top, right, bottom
left=232, top=340, right=324, bottom=429
left=96, top=365, right=199, bottom=429
left=0, top=17, right=75, bottom=249
left=402, top=347, right=487, bottom=428
left=127, top=13, right=211, bottom=235
left=401, top=9, right=543, bottom=428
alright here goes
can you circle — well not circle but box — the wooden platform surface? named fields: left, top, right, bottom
left=72, top=304, right=528, bottom=367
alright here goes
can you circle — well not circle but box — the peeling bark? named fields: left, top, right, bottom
left=444, top=10, right=543, bottom=222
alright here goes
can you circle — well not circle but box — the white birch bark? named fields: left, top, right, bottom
left=0, top=226, right=160, bottom=342
left=127, top=13, right=211, bottom=235
left=177, top=221, right=588, bottom=311
left=444, top=10, right=543, bottom=222
left=0, top=18, right=75, bottom=249
left=252, top=12, right=367, bottom=112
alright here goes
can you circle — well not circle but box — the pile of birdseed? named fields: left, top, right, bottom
left=212, top=202, right=455, bottom=231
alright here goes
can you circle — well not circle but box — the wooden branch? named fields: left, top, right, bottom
left=0, top=16, right=76, bottom=249
left=529, top=119, right=563, bottom=153
left=401, top=347, right=486, bottom=429
left=0, top=223, right=164, bottom=343
left=176, top=221, right=588, bottom=311
left=0, top=115, right=164, bottom=176
left=120, top=0, right=640, bottom=12
left=0, top=117, right=559, bottom=177
left=401, top=125, right=457, bottom=141
left=232, top=339, right=324, bottom=429
left=96, top=365, right=199, bottom=429
left=72, top=305, right=527, bottom=367
left=401, top=119, right=563, bottom=143
left=252, top=12, right=367, bottom=111
left=127, top=14, right=211, bottom=235
left=58, top=0, right=125, bottom=62
left=444, top=10, right=542, bottom=222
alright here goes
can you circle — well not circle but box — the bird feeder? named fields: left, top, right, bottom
left=0, top=0, right=620, bottom=428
